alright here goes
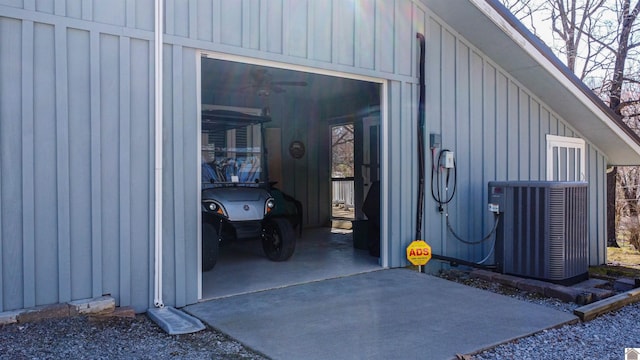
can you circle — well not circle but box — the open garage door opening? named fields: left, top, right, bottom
left=199, top=55, right=384, bottom=300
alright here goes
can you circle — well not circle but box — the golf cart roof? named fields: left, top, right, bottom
left=202, top=105, right=271, bottom=133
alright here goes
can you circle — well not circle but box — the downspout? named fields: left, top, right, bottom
left=153, top=0, right=164, bottom=308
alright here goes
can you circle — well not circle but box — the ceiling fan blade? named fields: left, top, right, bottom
left=271, top=85, right=286, bottom=93
left=271, top=81, right=308, bottom=87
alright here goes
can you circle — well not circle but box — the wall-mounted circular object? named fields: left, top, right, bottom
left=289, top=140, right=305, bottom=159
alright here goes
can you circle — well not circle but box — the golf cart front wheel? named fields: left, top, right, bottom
left=262, top=217, right=296, bottom=261
left=202, top=221, right=220, bottom=271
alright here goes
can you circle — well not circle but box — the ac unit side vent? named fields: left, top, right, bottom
left=489, top=181, right=588, bottom=285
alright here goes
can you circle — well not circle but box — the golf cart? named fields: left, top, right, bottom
left=201, top=106, right=300, bottom=271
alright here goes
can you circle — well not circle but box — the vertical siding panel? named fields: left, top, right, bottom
left=197, top=0, right=213, bottom=41
left=93, top=0, right=125, bottom=26
left=356, top=0, right=375, bottom=70
left=266, top=0, right=282, bottom=53
left=25, top=0, right=35, bottom=10
left=33, top=22, right=58, bottom=307
left=540, top=107, right=550, bottom=178
left=440, top=29, right=456, bottom=256
left=242, top=0, right=260, bottom=49
left=135, top=0, right=154, bottom=31
left=90, top=31, right=102, bottom=297
left=189, top=0, right=197, bottom=39
left=286, top=0, right=307, bottom=58
left=426, top=19, right=442, bottom=254
left=129, top=38, right=151, bottom=311
left=395, top=0, right=411, bottom=75
left=469, top=51, right=483, bottom=255
left=412, top=3, right=425, bottom=77
left=334, top=0, right=355, bottom=66
left=66, top=0, right=81, bottom=19
left=0, top=18, right=6, bottom=310
left=550, top=114, right=559, bottom=135
left=440, top=30, right=455, bottom=148
left=100, top=33, right=120, bottom=300
left=22, top=20, right=36, bottom=308
left=482, top=62, right=497, bottom=259
left=518, top=89, right=529, bottom=179
left=55, top=24, right=72, bottom=304
left=530, top=100, right=540, bottom=180
left=125, top=0, right=135, bottom=28
left=173, top=0, right=189, bottom=38
left=375, top=0, right=394, bottom=73
left=36, top=1, right=54, bottom=14
left=598, top=155, right=606, bottom=264
left=181, top=47, right=198, bottom=306
left=309, top=0, right=330, bottom=62
left=387, top=80, right=402, bottom=265
left=221, top=0, right=242, bottom=46
left=148, top=41, right=158, bottom=309
left=212, top=0, right=221, bottom=43
left=401, top=82, right=414, bottom=260
left=495, top=72, right=507, bottom=180
left=0, top=17, right=24, bottom=311
left=0, top=67, right=3, bottom=312
left=67, top=28, right=92, bottom=300
left=13, top=20, right=33, bottom=309
left=82, top=0, right=92, bottom=21
left=259, top=0, right=268, bottom=50
left=54, top=0, right=65, bottom=16
left=119, top=36, right=132, bottom=307
left=506, top=81, right=518, bottom=179
left=165, top=0, right=175, bottom=36
left=482, top=63, right=496, bottom=182
left=588, top=147, right=598, bottom=264
left=453, top=41, right=469, bottom=258
left=162, top=44, right=176, bottom=306
left=172, top=45, right=187, bottom=308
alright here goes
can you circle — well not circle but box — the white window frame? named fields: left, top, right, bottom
left=546, top=134, right=586, bottom=181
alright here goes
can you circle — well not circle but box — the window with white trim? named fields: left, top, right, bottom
left=546, top=134, right=586, bottom=181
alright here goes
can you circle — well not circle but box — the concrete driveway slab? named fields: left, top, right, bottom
left=184, top=268, right=578, bottom=360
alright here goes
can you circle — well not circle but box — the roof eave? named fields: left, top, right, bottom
left=420, top=0, right=640, bottom=165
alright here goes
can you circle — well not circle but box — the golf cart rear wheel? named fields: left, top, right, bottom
left=262, top=217, right=296, bottom=261
left=202, top=221, right=220, bottom=271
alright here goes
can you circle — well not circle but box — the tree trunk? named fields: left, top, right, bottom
left=607, top=167, right=619, bottom=247
left=605, top=1, right=640, bottom=248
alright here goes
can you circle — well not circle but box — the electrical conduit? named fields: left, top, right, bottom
left=416, top=33, right=426, bottom=242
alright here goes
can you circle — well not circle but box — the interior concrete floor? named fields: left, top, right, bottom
left=201, top=227, right=381, bottom=300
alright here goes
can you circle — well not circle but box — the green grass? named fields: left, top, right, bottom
left=590, top=242, right=640, bottom=279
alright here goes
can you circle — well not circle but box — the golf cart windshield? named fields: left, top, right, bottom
left=201, top=107, right=271, bottom=188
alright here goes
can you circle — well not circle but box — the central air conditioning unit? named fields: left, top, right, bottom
left=488, top=181, right=589, bottom=285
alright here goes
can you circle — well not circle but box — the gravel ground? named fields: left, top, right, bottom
left=437, top=269, right=640, bottom=360
left=0, top=315, right=267, bottom=360
left=2, top=271, right=639, bottom=360
left=474, top=302, right=640, bottom=360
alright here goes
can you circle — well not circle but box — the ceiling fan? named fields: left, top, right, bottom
left=242, top=68, right=308, bottom=97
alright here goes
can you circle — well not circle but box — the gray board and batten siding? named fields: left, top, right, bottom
left=0, top=0, right=607, bottom=313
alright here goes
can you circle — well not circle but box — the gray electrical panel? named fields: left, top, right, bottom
left=488, top=181, right=589, bottom=285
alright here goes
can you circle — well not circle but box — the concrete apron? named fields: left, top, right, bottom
left=184, top=268, right=578, bottom=360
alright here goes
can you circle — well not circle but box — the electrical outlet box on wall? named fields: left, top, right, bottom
left=443, top=151, right=454, bottom=168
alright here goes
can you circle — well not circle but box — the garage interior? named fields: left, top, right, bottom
left=200, top=56, right=384, bottom=299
